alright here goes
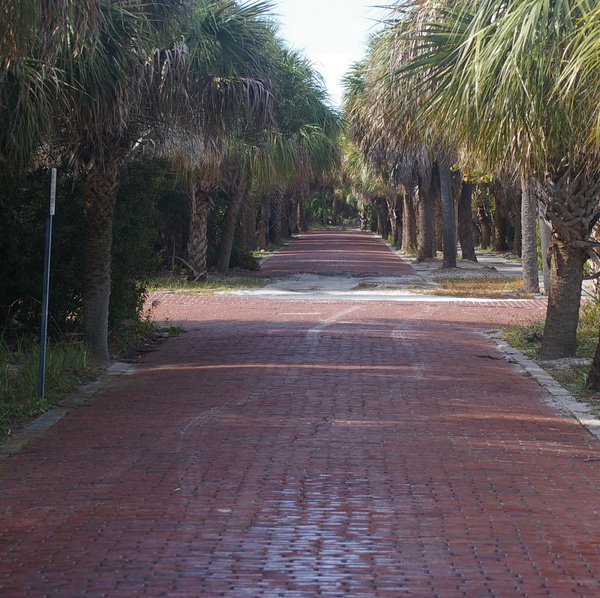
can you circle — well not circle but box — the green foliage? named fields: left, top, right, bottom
left=504, top=295, right=600, bottom=360
left=303, top=193, right=332, bottom=225
left=0, top=335, right=93, bottom=442
left=0, top=157, right=188, bottom=334
left=0, top=166, right=84, bottom=331
left=110, top=158, right=172, bottom=325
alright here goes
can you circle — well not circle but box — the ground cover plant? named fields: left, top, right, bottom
left=503, top=296, right=600, bottom=408
left=433, top=276, right=529, bottom=298
left=0, top=336, right=94, bottom=443
left=148, top=273, right=272, bottom=294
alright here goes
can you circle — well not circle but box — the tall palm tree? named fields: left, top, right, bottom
left=173, top=0, right=276, bottom=280
left=387, top=0, right=600, bottom=359
left=52, top=0, right=189, bottom=360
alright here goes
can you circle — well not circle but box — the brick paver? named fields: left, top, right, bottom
left=261, top=229, right=415, bottom=275
left=2, top=231, right=599, bottom=597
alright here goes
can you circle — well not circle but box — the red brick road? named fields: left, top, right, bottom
left=3, top=231, right=600, bottom=597
left=260, top=229, right=415, bottom=275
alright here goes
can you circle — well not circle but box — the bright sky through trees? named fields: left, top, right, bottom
left=272, top=1, right=383, bottom=108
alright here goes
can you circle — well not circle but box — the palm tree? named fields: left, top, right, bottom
left=51, top=0, right=190, bottom=360
left=171, top=0, right=276, bottom=280
left=386, top=0, right=600, bottom=359
left=0, top=1, right=186, bottom=359
left=0, top=0, right=107, bottom=168
left=344, top=26, right=458, bottom=267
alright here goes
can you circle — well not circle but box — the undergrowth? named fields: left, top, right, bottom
left=149, top=273, right=272, bottom=294
left=1, top=315, right=184, bottom=445
left=0, top=335, right=94, bottom=443
left=503, top=296, right=600, bottom=400
left=434, top=276, right=529, bottom=298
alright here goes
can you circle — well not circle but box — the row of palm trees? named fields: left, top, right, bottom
left=1, top=1, right=340, bottom=360
left=343, top=0, right=600, bottom=372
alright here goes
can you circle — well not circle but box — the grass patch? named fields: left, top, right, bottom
left=433, top=276, right=530, bottom=298
left=148, top=273, right=272, bottom=294
left=1, top=314, right=185, bottom=445
left=504, top=299, right=599, bottom=362
left=503, top=321, right=545, bottom=358
left=502, top=296, right=600, bottom=401
left=0, top=335, right=96, bottom=443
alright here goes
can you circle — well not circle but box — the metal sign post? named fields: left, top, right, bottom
left=38, top=168, right=57, bottom=398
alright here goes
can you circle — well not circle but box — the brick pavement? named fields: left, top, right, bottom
left=260, top=229, right=415, bottom=275
left=2, top=231, right=600, bottom=597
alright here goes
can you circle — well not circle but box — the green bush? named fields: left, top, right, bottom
left=0, top=158, right=188, bottom=334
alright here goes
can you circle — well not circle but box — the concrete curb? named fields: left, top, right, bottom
left=0, top=362, right=134, bottom=460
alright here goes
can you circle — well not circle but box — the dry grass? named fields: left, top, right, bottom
left=433, top=276, right=532, bottom=298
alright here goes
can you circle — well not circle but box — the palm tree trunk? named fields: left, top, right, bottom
left=416, top=183, right=434, bottom=261
left=270, top=189, right=283, bottom=243
left=331, top=190, right=339, bottom=226
left=298, top=195, right=308, bottom=232
left=491, top=180, right=511, bottom=252
left=187, top=184, right=213, bottom=280
left=477, top=205, right=492, bottom=249
left=288, top=193, right=299, bottom=235
left=386, top=193, right=402, bottom=247
left=521, top=175, right=540, bottom=293
left=374, top=197, right=390, bottom=239
left=438, top=152, right=456, bottom=268
left=216, top=179, right=249, bottom=274
left=539, top=205, right=551, bottom=295
left=82, top=158, right=120, bottom=361
left=458, top=180, right=477, bottom=262
left=241, top=194, right=258, bottom=249
left=401, top=190, right=417, bottom=253
left=538, top=238, right=587, bottom=359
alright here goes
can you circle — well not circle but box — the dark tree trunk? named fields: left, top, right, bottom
left=512, top=189, right=522, bottom=256
left=359, top=200, right=370, bottom=231
left=401, top=191, right=417, bottom=254
left=539, top=205, right=551, bottom=295
left=434, top=193, right=443, bottom=254
left=288, top=193, right=299, bottom=234
left=269, top=190, right=283, bottom=243
left=492, top=183, right=510, bottom=251
left=372, top=197, right=390, bottom=239
left=261, top=195, right=271, bottom=237
left=417, top=183, right=435, bottom=261
left=281, top=191, right=292, bottom=237
left=298, top=196, right=308, bottom=232
left=386, top=193, right=402, bottom=247
left=521, top=176, right=540, bottom=293
left=458, top=181, right=477, bottom=262
left=82, top=155, right=120, bottom=361
left=241, top=193, right=258, bottom=250
left=331, top=190, right=339, bottom=226
left=187, top=185, right=213, bottom=281
left=438, top=152, right=456, bottom=268
left=477, top=205, right=492, bottom=249
left=538, top=238, right=587, bottom=359
left=216, top=179, right=249, bottom=274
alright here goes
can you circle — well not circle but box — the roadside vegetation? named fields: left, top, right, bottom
left=504, top=297, right=600, bottom=404
left=432, top=276, right=527, bottom=299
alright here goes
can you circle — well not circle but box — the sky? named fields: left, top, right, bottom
left=270, top=1, right=386, bottom=109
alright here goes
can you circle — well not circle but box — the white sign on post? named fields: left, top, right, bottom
left=49, top=168, right=57, bottom=215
